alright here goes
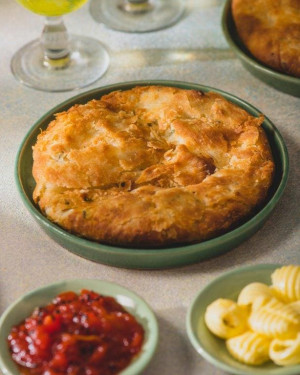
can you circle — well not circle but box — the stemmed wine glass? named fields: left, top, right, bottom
left=11, top=0, right=110, bottom=92
left=90, top=0, right=185, bottom=33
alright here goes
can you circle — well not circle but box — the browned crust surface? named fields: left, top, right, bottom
left=232, top=0, right=300, bottom=77
left=32, top=86, right=274, bottom=248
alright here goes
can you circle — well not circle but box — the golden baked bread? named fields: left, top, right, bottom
left=232, top=0, right=300, bottom=77
left=32, top=86, right=274, bottom=248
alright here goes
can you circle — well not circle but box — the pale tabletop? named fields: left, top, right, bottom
left=0, top=0, right=299, bottom=374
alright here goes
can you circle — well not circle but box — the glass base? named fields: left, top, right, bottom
left=89, top=0, right=185, bottom=33
left=11, top=35, right=110, bottom=92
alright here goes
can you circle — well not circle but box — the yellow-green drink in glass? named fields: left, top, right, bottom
left=11, top=0, right=109, bottom=91
left=15, top=0, right=87, bottom=16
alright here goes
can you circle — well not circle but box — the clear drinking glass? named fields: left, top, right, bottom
left=90, top=0, right=185, bottom=33
left=12, top=0, right=110, bottom=92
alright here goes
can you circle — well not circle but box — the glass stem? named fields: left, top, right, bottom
left=121, top=0, right=153, bottom=13
left=41, top=17, right=70, bottom=69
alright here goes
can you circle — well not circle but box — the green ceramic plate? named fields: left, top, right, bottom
left=186, top=264, right=300, bottom=375
left=222, top=0, right=300, bottom=97
left=0, top=279, right=159, bottom=375
left=15, top=80, right=289, bottom=269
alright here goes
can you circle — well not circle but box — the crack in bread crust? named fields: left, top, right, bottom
left=32, top=86, right=274, bottom=248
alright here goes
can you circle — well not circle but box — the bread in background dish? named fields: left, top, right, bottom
left=232, top=0, right=300, bottom=78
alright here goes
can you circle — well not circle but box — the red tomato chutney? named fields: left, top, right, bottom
left=7, top=289, right=145, bottom=375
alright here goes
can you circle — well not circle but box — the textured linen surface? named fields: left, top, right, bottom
left=0, top=0, right=299, bottom=374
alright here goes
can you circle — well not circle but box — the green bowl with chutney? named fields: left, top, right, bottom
left=15, top=80, right=289, bottom=269
left=0, top=279, right=159, bottom=375
left=222, top=0, right=300, bottom=97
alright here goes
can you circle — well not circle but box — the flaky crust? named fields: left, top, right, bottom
left=32, top=86, right=274, bottom=248
left=232, top=0, right=300, bottom=77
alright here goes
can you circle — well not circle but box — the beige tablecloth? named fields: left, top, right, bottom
left=0, top=0, right=299, bottom=374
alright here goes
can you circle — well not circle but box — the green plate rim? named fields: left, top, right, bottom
left=221, top=0, right=300, bottom=85
left=15, top=80, right=289, bottom=267
left=0, top=279, right=159, bottom=375
left=186, top=263, right=300, bottom=375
